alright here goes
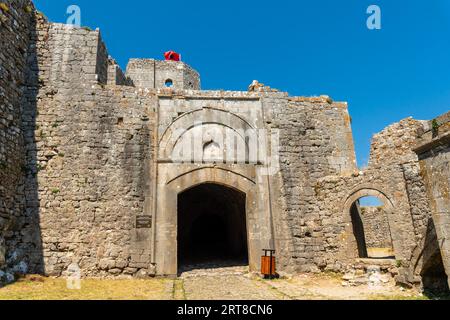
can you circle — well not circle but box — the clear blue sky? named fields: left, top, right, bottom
left=34, top=0, right=450, bottom=167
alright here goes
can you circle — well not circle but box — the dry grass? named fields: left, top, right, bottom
left=0, top=273, right=433, bottom=300
left=0, top=275, right=173, bottom=300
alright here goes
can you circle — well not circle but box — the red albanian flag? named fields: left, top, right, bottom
left=164, top=51, right=181, bottom=61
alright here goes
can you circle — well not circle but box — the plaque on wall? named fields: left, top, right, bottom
left=136, top=215, right=152, bottom=229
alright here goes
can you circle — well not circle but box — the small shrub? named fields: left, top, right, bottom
left=24, top=5, right=33, bottom=14
left=432, top=119, right=440, bottom=134
left=51, top=188, right=60, bottom=195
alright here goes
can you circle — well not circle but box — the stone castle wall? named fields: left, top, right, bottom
left=0, top=9, right=158, bottom=278
left=0, top=0, right=35, bottom=279
left=29, top=86, right=155, bottom=277
left=126, top=59, right=200, bottom=90
left=107, top=59, right=132, bottom=86
left=268, top=96, right=357, bottom=273
left=414, top=112, right=450, bottom=289
left=15, top=16, right=158, bottom=277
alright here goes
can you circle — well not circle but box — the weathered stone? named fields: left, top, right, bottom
left=413, top=111, right=450, bottom=292
left=0, top=246, right=5, bottom=267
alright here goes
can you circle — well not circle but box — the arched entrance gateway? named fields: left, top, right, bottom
left=153, top=166, right=271, bottom=276
left=177, top=183, right=248, bottom=272
left=152, top=104, right=275, bottom=276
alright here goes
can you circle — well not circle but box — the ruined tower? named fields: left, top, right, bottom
left=125, top=59, right=201, bottom=90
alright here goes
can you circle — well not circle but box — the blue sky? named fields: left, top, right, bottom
left=34, top=0, right=450, bottom=167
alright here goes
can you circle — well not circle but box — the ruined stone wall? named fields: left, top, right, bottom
left=28, top=86, right=155, bottom=277
left=314, top=117, right=433, bottom=285
left=414, top=111, right=450, bottom=288
left=95, top=34, right=108, bottom=85
left=360, top=206, right=392, bottom=248
left=3, top=15, right=158, bottom=278
left=369, top=118, right=432, bottom=243
left=368, top=118, right=425, bottom=167
left=125, top=59, right=155, bottom=88
left=107, top=59, right=132, bottom=86
left=268, top=96, right=357, bottom=273
left=0, top=0, right=35, bottom=279
left=45, top=23, right=107, bottom=86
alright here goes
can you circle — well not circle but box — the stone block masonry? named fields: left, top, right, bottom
left=360, top=206, right=393, bottom=249
left=0, top=0, right=35, bottom=280
left=0, top=0, right=448, bottom=292
left=268, top=96, right=357, bottom=273
left=313, top=117, right=437, bottom=286
left=414, top=111, right=450, bottom=290
left=126, top=59, right=201, bottom=90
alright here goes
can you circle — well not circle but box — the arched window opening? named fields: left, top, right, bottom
left=165, top=79, right=174, bottom=87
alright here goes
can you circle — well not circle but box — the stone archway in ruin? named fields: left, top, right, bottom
left=153, top=166, right=270, bottom=276
left=342, top=187, right=398, bottom=260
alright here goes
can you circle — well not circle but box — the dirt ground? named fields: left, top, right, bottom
left=0, top=266, right=428, bottom=300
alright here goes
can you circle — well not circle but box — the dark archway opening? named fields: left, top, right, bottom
left=177, top=183, right=248, bottom=273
